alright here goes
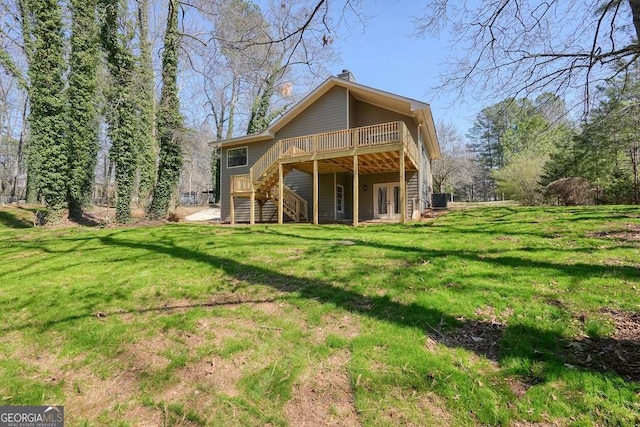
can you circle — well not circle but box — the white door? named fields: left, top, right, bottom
left=373, top=183, right=402, bottom=219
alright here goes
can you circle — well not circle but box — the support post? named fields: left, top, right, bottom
left=230, top=195, right=235, bottom=225
left=333, top=173, right=337, bottom=221
left=400, top=147, right=406, bottom=225
left=313, top=159, right=319, bottom=225
left=250, top=191, right=255, bottom=225
left=278, top=163, right=284, bottom=224
left=249, top=171, right=255, bottom=225
left=259, top=200, right=264, bottom=222
left=353, top=155, right=359, bottom=226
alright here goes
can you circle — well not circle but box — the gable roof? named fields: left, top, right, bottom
left=212, top=76, right=440, bottom=160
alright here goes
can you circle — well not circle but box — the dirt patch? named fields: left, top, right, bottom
left=118, top=405, right=163, bottom=427
left=309, top=313, right=362, bottom=345
left=63, top=367, right=141, bottom=421
left=475, top=305, right=514, bottom=325
left=162, top=355, right=245, bottom=401
left=506, top=377, right=530, bottom=398
left=7, top=340, right=148, bottom=425
left=420, top=209, right=448, bottom=220
left=434, top=319, right=506, bottom=362
left=9, top=204, right=214, bottom=229
left=120, top=335, right=173, bottom=372
left=248, top=300, right=289, bottom=317
left=588, top=224, right=640, bottom=242
left=284, top=350, right=360, bottom=426
left=568, top=309, right=640, bottom=382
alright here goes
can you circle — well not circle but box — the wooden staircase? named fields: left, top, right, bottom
left=230, top=145, right=309, bottom=222
left=271, top=185, right=308, bottom=222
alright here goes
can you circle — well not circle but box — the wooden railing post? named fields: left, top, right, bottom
left=278, top=162, right=284, bottom=224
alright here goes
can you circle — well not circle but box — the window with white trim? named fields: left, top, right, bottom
left=336, top=185, right=344, bottom=213
left=227, top=146, right=248, bottom=168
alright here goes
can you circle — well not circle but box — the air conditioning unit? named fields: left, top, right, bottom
left=431, top=193, right=448, bottom=209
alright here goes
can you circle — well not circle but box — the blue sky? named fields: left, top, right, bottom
left=330, top=0, right=477, bottom=135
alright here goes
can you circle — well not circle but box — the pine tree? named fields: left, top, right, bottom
left=67, top=0, right=100, bottom=220
left=25, top=0, right=67, bottom=221
left=100, top=0, right=138, bottom=223
left=148, top=0, right=183, bottom=219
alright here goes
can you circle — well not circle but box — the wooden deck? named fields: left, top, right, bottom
left=229, top=121, right=420, bottom=225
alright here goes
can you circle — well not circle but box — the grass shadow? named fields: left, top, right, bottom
left=0, top=210, right=33, bottom=229
left=265, top=228, right=640, bottom=282
left=88, top=234, right=639, bottom=383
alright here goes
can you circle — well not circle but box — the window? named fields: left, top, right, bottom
left=336, top=185, right=344, bottom=213
left=227, top=147, right=248, bottom=168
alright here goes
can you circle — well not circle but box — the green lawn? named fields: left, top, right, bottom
left=0, top=205, right=639, bottom=426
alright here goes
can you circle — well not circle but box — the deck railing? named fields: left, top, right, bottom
left=230, top=174, right=252, bottom=193
left=273, top=186, right=308, bottom=221
left=230, top=174, right=308, bottom=219
left=250, top=121, right=418, bottom=185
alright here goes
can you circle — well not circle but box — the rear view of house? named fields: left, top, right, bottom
left=214, top=71, right=441, bottom=225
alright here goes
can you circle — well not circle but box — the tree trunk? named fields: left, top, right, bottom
left=631, top=141, right=639, bottom=204
left=630, top=0, right=640, bottom=44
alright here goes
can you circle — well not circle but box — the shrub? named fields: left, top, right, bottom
left=544, top=177, right=595, bottom=205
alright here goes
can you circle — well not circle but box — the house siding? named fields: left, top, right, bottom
left=275, top=86, right=348, bottom=140
left=419, top=136, right=432, bottom=210
left=351, top=99, right=419, bottom=144
left=221, top=86, right=348, bottom=222
left=220, top=139, right=275, bottom=222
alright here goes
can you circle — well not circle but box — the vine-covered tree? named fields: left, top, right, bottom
left=67, top=0, right=100, bottom=220
left=25, top=0, right=68, bottom=221
left=100, top=0, right=138, bottom=222
left=148, top=0, right=183, bottom=219
left=134, top=0, right=156, bottom=208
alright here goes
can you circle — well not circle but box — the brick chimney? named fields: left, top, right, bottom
left=337, top=69, right=355, bottom=82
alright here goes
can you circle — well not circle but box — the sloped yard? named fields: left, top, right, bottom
left=0, top=205, right=638, bottom=425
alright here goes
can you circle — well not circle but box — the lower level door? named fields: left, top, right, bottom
left=373, top=183, right=401, bottom=219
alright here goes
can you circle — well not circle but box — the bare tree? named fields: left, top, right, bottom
left=415, top=1, right=640, bottom=112
left=432, top=121, right=474, bottom=196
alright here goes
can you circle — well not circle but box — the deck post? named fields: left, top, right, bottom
left=250, top=171, right=255, bottom=225
left=230, top=195, right=235, bottom=225
left=333, top=173, right=337, bottom=221
left=353, top=154, right=359, bottom=226
left=313, top=159, right=319, bottom=225
left=259, top=200, right=264, bottom=222
left=250, top=191, right=255, bottom=225
left=278, top=162, right=284, bottom=224
left=400, top=147, right=406, bottom=225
